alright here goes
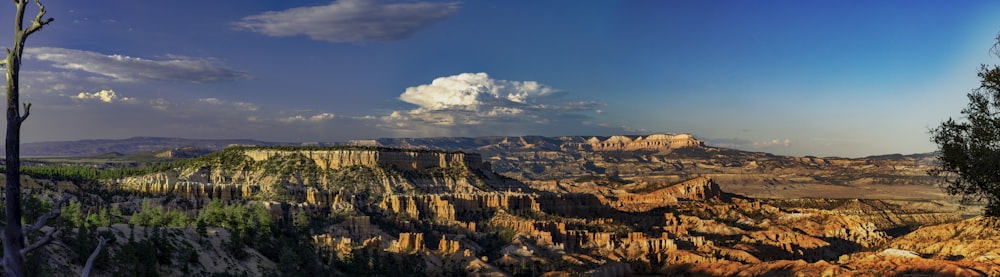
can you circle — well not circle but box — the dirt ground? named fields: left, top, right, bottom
left=719, top=182, right=980, bottom=215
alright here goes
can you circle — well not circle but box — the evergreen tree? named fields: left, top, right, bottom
left=931, top=34, right=1000, bottom=216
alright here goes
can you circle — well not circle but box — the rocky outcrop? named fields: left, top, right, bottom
left=584, top=134, right=704, bottom=151
left=243, top=149, right=485, bottom=171
left=889, top=217, right=1000, bottom=260
left=65, top=141, right=989, bottom=276
left=391, top=232, right=425, bottom=253
left=607, top=177, right=723, bottom=212
left=371, top=134, right=944, bottom=206
left=107, top=148, right=525, bottom=204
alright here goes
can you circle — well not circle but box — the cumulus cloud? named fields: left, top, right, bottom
left=70, top=89, right=134, bottom=103
left=397, top=72, right=557, bottom=120
left=380, top=72, right=605, bottom=136
left=234, top=0, right=458, bottom=43
left=24, top=47, right=253, bottom=83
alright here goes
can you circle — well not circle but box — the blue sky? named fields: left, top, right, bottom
left=2, top=0, right=999, bottom=157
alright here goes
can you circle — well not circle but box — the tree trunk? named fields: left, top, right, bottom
left=81, top=236, right=109, bottom=277
left=1, top=1, right=51, bottom=276
left=2, top=24, right=27, bottom=277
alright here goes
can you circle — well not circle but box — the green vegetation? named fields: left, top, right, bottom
left=0, top=145, right=497, bottom=275
left=335, top=248, right=425, bottom=277
left=61, top=200, right=121, bottom=227
left=224, top=144, right=464, bottom=154
left=9, top=145, right=468, bottom=184
left=129, top=199, right=190, bottom=227
left=3, top=163, right=178, bottom=183
left=195, top=199, right=273, bottom=255
left=930, top=34, right=1000, bottom=216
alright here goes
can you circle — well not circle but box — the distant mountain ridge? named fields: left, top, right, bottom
left=14, top=134, right=930, bottom=160
left=16, top=137, right=291, bottom=157
left=351, top=133, right=706, bottom=152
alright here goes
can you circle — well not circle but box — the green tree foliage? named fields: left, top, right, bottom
left=61, top=199, right=83, bottom=226
left=293, top=208, right=310, bottom=229
left=195, top=200, right=272, bottom=239
left=931, top=34, right=1000, bottom=216
left=20, top=194, right=49, bottom=225
left=60, top=199, right=120, bottom=228
left=129, top=199, right=189, bottom=227
left=111, top=231, right=160, bottom=277
left=8, top=163, right=179, bottom=182
left=195, top=199, right=275, bottom=259
left=85, top=206, right=114, bottom=227
left=336, top=248, right=425, bottom=277
left=68, top=224, right=112, bottom=270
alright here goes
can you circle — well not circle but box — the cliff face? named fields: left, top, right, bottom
left=79, top=143, right=986, bottom=277
left=583, top=134, right=704, bottom=151
left=889, top=216, right=1000, bottom=260
left=593, top=176, right=724, bottom=212
left=243, top=149, right=484, bottom=171
left=109, top=148, right=519, bottom=204
left=368, top=134, right=940, bottom=203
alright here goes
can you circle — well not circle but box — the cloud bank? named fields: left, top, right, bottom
left=234, top=0, right=459, bottom=43
left=25, top=47, right=253, bottom=83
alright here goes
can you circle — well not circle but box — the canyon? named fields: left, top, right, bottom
left=14, top=134, right=992, bottom=276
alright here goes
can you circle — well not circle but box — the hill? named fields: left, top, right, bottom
left=16, top=136, right=290, bottom=157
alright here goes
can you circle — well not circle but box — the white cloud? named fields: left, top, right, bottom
left=149, top=98, right=170, bottom=111
left=754, top=139, right=792, bottom=148
left=21, top=71, right=111, bottom=96
left=380, top=72, right=605, bottom=136
left=234, top=0, right=459, bottom=43
left=24, top=47, right=253, bottom=83
left=70, top=89, right=134, bottom=103
left=197, top=98, right=259, bottom=112
left=280, top=112, right=337, bottom=123
left=399, top=72, right=556, bottom=112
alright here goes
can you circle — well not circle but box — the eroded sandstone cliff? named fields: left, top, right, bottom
left=66, top=144, right=988, bottom=276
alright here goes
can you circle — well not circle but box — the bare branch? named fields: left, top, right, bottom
left=81, top=236, right=109, bottom=277
left=24, top=0, right=52, bottom=36
left=18, top=228, right=57, bottom=256
left=19, top=102, right=30, bottom=124
left=22, top=194, right=69, bottom=235
left=992, top=32, right=1000, bottom=59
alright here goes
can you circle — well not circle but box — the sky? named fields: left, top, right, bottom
left=1, top=0, right=999, bottom=157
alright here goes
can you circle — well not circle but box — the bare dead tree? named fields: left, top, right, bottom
left=81, top=236, right=109, bottom=277
left=0, top=2, right=110, bottom=276
left=1, top=0, right=53, bottom=276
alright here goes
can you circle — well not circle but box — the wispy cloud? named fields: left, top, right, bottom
left=197, top=98, right=259, bottom=112
left=279, top=112, right=337, bottom=123
left=234, top=0, right=459, bottom=43
left=754, top=139, right=792, bottom=148
left=24, top=47, right=253, bottom=83
left=708, top=137, right=793, bottom=150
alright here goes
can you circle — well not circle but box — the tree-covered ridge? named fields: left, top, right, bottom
left=225, top=144, right=464, bottom=154
left=6, top=145, right=470, bottom=183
